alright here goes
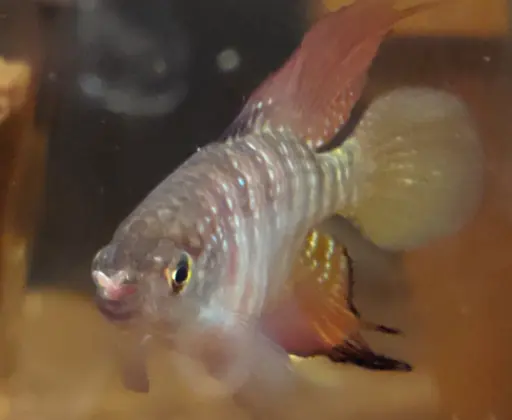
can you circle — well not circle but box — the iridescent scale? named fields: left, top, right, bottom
left=113, top=121, right=361, bottom=320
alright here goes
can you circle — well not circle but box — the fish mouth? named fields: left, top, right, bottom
left=95, top=295, right=137, bottom=322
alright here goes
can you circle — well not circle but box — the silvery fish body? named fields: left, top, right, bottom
left=96, top=122, right=360, bottom=327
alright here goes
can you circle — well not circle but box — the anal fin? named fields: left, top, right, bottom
left=326, top=332, right=412, bottom=372
left=263, top=228, right=412, bottom=373
left=360, top=320, right=403, bottom=336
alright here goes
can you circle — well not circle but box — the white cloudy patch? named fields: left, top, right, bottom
left=216, top=48, right=241, bottom=73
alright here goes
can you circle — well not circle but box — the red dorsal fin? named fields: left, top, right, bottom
left=226, top=0, right=437, bottom=149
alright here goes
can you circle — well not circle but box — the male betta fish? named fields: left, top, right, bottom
left=91, top=0, right=483, bottom=395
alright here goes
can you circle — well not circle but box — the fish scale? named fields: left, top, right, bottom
left=112, top=123, right=358, bottom=318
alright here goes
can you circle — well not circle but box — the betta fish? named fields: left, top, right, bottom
left=91, top=0, right=483, bottom=395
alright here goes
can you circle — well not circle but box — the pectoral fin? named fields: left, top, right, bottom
left=118, top=335, right=150, bottom=393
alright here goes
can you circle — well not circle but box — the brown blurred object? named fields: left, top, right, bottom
left=0, top=1, right=45, bottom=379
left=0, top=60, right=31, bottom=125
left=314, top=0, right=509, bottom=37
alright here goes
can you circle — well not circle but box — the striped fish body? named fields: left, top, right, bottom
left=91, top=0, right=484, bottom=394
left=92, top=0, right=434, bottom=339
left=111, top=125, right=359, bottom=322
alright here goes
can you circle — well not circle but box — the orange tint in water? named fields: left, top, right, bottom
left=1, top=3, right=511, bottom=420
left=8, top=38, right=511, bottom=420
left=0, top=0, right=45, bottom=381
left=370, top=37, right=512, bottom=419
left=404, top=109, right=512, bottom=419
left=0, top=61, right=46, bottom=379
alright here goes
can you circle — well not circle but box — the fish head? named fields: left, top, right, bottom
left=92, top=236, right=290, bottom=396
left=91, top=235, right=211, bottom=329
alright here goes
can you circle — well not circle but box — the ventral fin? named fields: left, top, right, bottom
left=117, top=334, right=150, bottom=393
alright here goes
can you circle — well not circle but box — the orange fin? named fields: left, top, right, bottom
left=260, top=229, right=411, bottom=372
left=224, top=0, right=436, bottom=148
left=260, top=229, right=357, bottom=355
left=290, top=229, right=358, bottom=348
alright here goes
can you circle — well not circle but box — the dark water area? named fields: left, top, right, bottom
left=29, top=0, right=308, bottom=290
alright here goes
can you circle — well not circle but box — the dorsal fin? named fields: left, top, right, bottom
left=222, top=0, right=437, bottom=148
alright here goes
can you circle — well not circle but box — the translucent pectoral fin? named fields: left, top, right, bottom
left=117, top=334, right=150, bottom=393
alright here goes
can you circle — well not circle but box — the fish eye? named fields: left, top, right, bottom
left=165, top=252, right=192, bottom=292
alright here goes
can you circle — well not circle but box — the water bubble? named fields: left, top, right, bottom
left=216, top=48, right=241, bottom=73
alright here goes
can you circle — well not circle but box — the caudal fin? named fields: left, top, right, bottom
left=339, top=87, right=484, bottom=251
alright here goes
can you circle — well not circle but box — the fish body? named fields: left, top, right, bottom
left=92, top=0, right=483, bottom=394
left=99, top=122, right=360, bottom=321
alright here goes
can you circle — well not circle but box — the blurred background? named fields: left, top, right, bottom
left=0, top=0, right=510, bottom=419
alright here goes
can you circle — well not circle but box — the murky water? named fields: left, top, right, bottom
left=0, top=60, right=46, bottom=380
left=0, top=1, right=511, bottom=420
left=0, top=0, right=46, bottom=381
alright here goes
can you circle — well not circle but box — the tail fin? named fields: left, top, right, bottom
left=227, top=0, right=436, bottom=147
left=338, top=87, right=484, bottom=251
